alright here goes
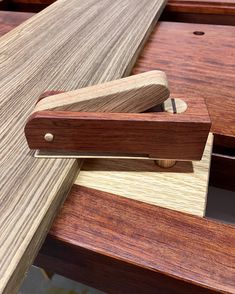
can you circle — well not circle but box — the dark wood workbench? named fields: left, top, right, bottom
left=1, top=9, right=234, bottom=293
left=133, top=20, right=235, bottom=190
left=2, top=0, right=235, bottom=25
left=164, top=0, right=235, bottom=24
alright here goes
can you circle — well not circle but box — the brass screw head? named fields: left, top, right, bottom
left=44, top=133, right=54, bottom=142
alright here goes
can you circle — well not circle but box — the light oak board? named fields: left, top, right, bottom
left=34, top=71, right=169, bottom=113
left=0, top=0, right=166, bottom=292
left=76, top=134, right=213, bottom=217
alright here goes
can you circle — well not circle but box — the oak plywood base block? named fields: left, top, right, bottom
left=76, top=134, right=213, bottom=217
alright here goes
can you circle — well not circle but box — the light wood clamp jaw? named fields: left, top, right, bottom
left=24, top=71, right=211, bottom=167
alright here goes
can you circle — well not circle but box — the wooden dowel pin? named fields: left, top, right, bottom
left=156, top=98, right=188, bottom=168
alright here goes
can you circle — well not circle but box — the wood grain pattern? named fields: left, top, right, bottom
left=0, top=0, right=166, bottom=292
left=9, top=0, right=235, bottom=13
left=34, top=71, right=169, bottom=113
left=1, top=13, right=234, bottom=147
left=167, top=0, right=235, bottom=14
left=7, top=0, right=235, bottom=25
left=163, top=0, right=235, bottom=25
left=25, top=100, right=210, bottom=160
left=75, top=134, right=213, bottom=217
left=133, top=21, right=235, bottom=145
left=0, top=11, right=34, bottom=35
left=163, top=12, right=235, bottom=25
left=36, top=185, right=235, bottom=294
left=132, top=21, right=235, bottom=190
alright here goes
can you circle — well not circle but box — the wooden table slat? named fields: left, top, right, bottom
left=36, top=185, right=235, bottom=294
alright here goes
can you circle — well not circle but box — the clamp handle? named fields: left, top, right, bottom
left=33, top=71, right=169, bottom=114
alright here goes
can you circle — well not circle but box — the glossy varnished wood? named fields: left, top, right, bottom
left=163, top=0, right=235, bottom=25
left=0, top=10, right=34, bottom=34
left=167, top=0, right=235, bottom=15
left=35, top=185, right=235, bottom=294
left=0, top=0, right=166, bottom=292
left=7, top=0, right=235, bottom=25
left=132, top=21, right=235, bottom=191
left=133, top=21, right=235, bottom=146
left=10, top=0, right=235, bottom=14
left=25, top=104, right=210, bottom=160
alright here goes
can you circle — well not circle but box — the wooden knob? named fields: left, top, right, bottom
left=155, top=159, right=176, bottom=168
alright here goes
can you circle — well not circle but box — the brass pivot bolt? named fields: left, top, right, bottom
left=44, top=133, right=54, bottom=142
left=156, top=98, right=188, bottom=168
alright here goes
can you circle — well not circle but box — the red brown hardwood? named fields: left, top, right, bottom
left=132, top=20, right=235, bottom=191
left=168, top=0, right=235, bottom=14
left=8, top=0, right=52, bottom=12
left=4, top=0, right=235, bottom=24
left=35, top=185, right=235, bottom=293
left=133, top=21, right=235, bottom=147
left=163, top=0, right=235, bottom=25
left=25, top=104, right=210, bottom=160
left=0, top=10, right=34, bottom=34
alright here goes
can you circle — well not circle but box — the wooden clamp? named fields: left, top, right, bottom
left=24, top=71, right=211, bottom=164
